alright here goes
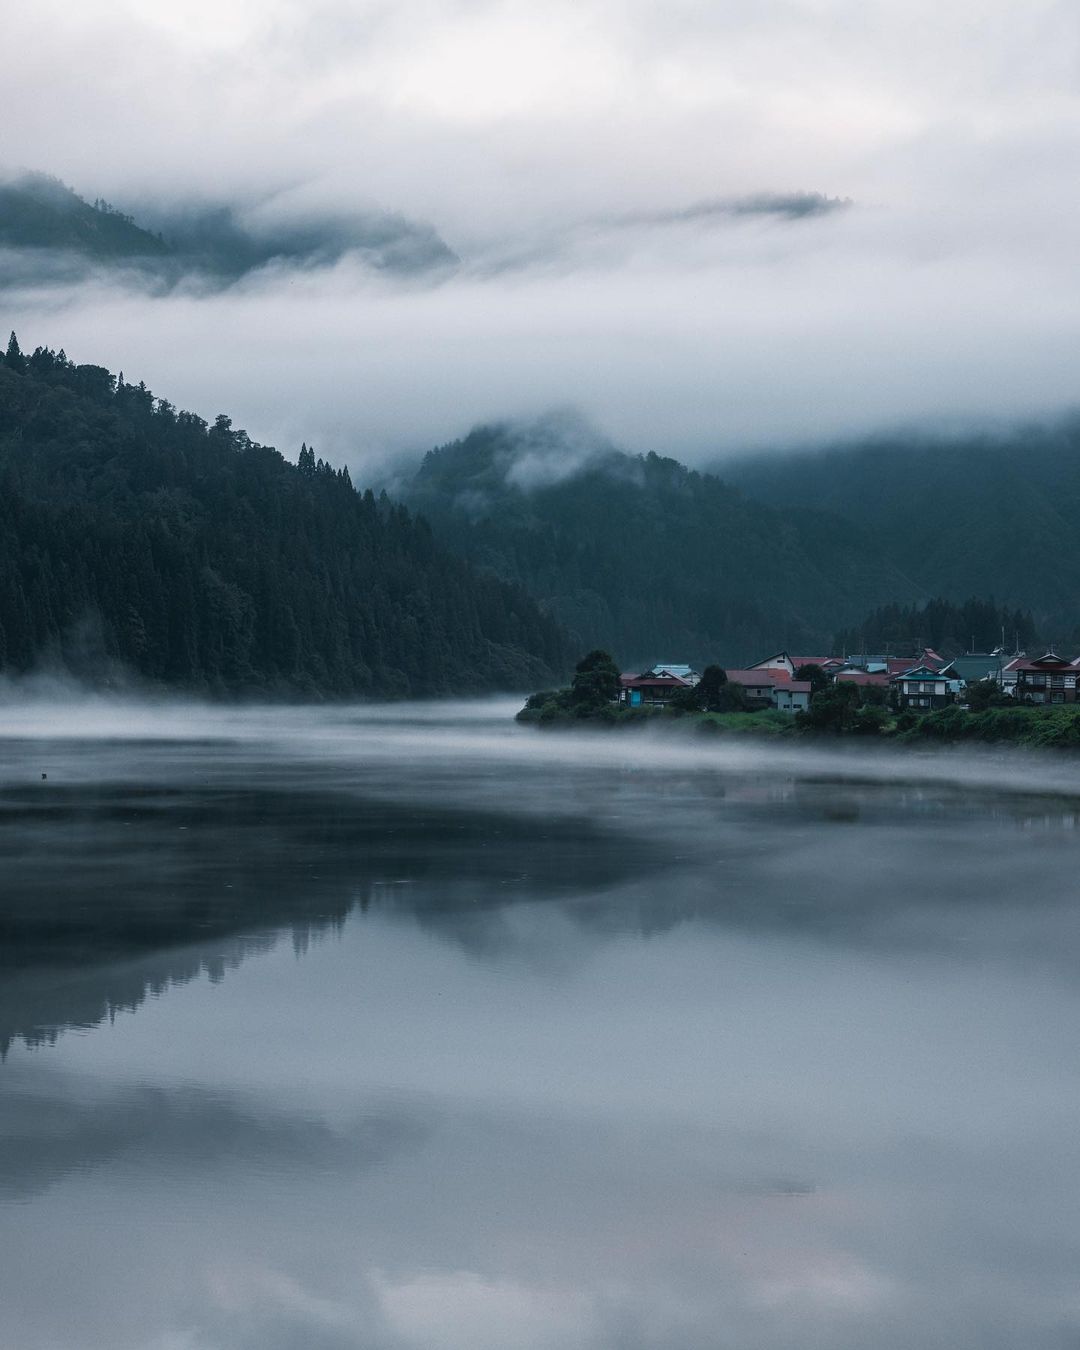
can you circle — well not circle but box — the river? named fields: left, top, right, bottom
left=2, top=696, right=1080, bottom=1349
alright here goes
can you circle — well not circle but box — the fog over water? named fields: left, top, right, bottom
left=3, top=698, right=1080, bottom=1348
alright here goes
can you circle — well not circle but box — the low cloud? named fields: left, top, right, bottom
left=1, top=0, right=1078, bottom=468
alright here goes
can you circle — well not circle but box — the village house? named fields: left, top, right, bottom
left=723, top=669, right=794, bottom=707
left=748, top=652, right=846, bottom=678
left=894, top=664, right=953, bottom=711
left=772, top=681, right=812, bottom=713
left=618, top=664, right=699, bottom=707
left=1000, top=652, right=1078, bottom=704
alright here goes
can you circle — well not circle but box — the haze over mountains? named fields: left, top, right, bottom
left=0, top=172, right=456, bottom=290
left=403, top=414, right=1080, bottom=667
left=4, top=170, right=1080, bottom=681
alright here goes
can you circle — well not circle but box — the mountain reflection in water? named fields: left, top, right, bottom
left=3, top=699, right=1080, bottom=1350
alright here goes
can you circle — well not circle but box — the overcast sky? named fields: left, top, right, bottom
left=3, top=0, right=1080, bottom=471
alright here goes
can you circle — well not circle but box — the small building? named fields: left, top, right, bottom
left=894, top=664, right=954, bottom=711
left=723, top=669, right=793, bottom=706
left=773, top=681, right=812, bottom=713
left=619, top=673, right=692, bottom=707
left=748, top=652, right=844, bottom=678
left=1001, top=652, right=1078, bottom=704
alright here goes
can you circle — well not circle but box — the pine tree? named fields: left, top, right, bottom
left=4, top=332, right=26, bottom=375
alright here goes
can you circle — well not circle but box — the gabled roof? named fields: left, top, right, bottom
left=836, top=670, right=890, bottom=686
left=748, top=651, right=794, bottom=670
left=1003, top=652, right=1075, bottom=673
left=886, top=654, right=943, bottom=675
left=895, top=664, right=948, bottom=680
left=775, top=681, right=812, bottom=694
left=620, top=674, right=691, bottom=689
left=650, top=664, right=696, bottom=679
left=938, top=654, right=1004, bottom=682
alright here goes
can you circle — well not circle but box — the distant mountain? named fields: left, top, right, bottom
left=0, top=172, right=456, bottom=286
left=0, top=336, right=570, bottom=695
left=0, top=173, right=168, bottom=259
left=723, top=421, right=1080, bottom=636
left=402, top=417, right=927, bottom=667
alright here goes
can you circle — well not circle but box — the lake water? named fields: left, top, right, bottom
left=3, top=697, right=1080, bottom=1350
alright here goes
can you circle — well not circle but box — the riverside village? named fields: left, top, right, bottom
left=519, top=643, right=1080, bottom=747
left=618, top=648, right=1079, bottom=713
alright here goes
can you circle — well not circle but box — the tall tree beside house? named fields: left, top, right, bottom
left=0, top=337, right=573, bottom=695
left=795, top=663, right=829, bottom=692
left=570, top=649, right=621, bottom=708
left=671, top=664, right=739, bottom=712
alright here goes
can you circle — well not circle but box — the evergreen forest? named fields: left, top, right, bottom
left=0, top=335, right=570, bottom=696
left=404, top=421, right=925, bottom=666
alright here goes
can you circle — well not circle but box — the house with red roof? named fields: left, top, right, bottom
left=723, top=668, right=793, bottom=705
left=1001, top=652, right=1079, bottom=704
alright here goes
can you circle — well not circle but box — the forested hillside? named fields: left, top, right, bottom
left=0, top=173, right=169, bottom=259
left=404, top=421, right=926, bottom=666
left=0, top=337, right=570, bottom=695
left=725, top=422, right=1080, bottom=632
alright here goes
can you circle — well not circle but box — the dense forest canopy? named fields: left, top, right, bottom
left=0, top=335, right=570, bottom=696
left=833, top=597, right=1041, bottom=658
left=725, top=425, right=1080, bottom=634
left=404, top=421, right=926, bottom=667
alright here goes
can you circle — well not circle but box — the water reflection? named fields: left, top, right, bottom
left=3, top=702, right=1080, bottom=1350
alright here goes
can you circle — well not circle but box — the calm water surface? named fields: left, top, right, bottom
left=3, top=697, right=1080, bottom=1349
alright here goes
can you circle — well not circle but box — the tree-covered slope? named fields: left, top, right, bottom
left=0, top=173, right=168, bottom=258
left=0, top=339, right=570, bottom=695
left=403, top=420, right=926, bottom=666
left=724, top=422, right=1080, bottom=631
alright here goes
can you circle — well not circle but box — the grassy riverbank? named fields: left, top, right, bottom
left=518, top=699, right=1080, bottom=749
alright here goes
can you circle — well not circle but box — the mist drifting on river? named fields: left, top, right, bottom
left=3, top=697, right=1080, bottom=1350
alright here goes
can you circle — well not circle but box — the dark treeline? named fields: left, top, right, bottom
left=0, top=173, right=169, bottom=258
left=726, top=422, right=1080, bottom=635
left=405, top=422, right=922, bottom=667
left=0, top=335, right=570, bottom=696
left=833, top=597, right=1040, bottom=658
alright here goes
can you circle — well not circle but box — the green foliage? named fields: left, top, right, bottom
left=570, top=649, right=621, bottom=707
left=798, top=682, right=862, bottom=734
left=851, top=704, right=889, bottom=736
left=0, top=342, right=573, bottom=696
left=964, top=678, right=1010, bottom=710
left=794, top=663, right=829, bottom=692
left=670, top=664, right=732, bottom=712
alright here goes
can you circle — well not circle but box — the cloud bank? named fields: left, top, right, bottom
left=1, top=0, right=1079, bottom=470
